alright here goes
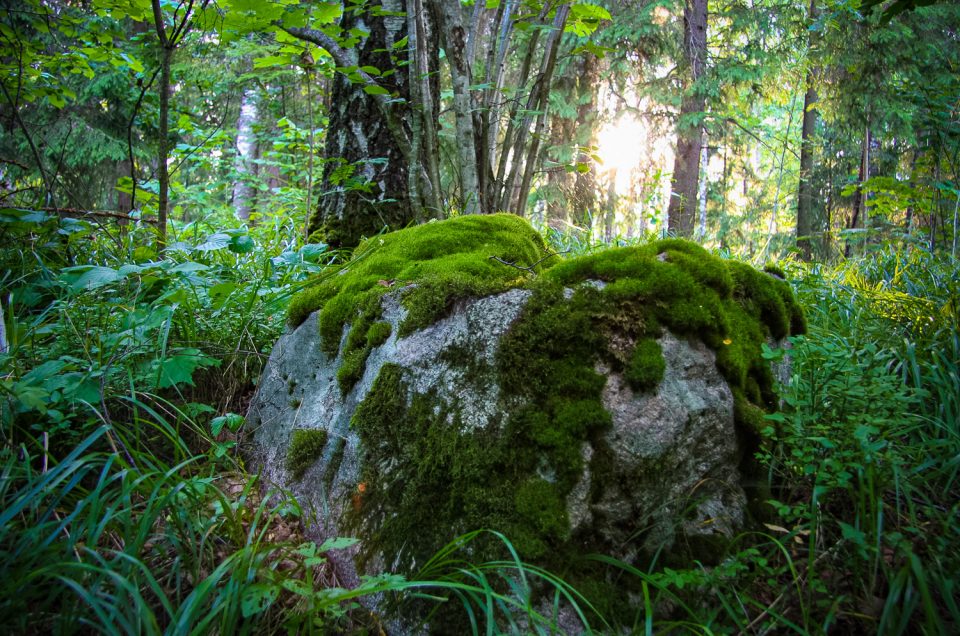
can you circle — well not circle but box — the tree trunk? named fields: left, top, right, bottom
left=667, top=0, right=707, bottom=238
left=605, top=169, right=617, bottom=242
left=436, top=0, right=481, bottom=214
left=515, top=4, right=570, bottom=216
left=796, top=76, right=819, bottom=259
left=572, top=53, right=600, bottom=232
left=796, top=0, right=819, bottom=261
left=0, top=295, right=7, bottom=355
left=233, top=86, right=258, bottom=222
left=846, top=125, right=871, bottom=256
left=696, top=130, right=708, bottom=238
left=156, top=44, right=172, bottom=250
left=295, top=0, right=437, bottom=248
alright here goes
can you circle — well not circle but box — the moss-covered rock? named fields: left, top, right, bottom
left=249, top=214, right=805, bottom=627
left=286, top=428, right=329, bottom=480
left=287, top=213, right=556, bottom=396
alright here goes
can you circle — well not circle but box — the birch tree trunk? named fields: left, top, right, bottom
left=667, top=0, right=707, bottom=238
left=232, top=87, right=258, bottom=223
left=289, top=0, right=438, bottom=248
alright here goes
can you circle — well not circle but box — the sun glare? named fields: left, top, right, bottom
left=596, top=116, right=646, bottom=193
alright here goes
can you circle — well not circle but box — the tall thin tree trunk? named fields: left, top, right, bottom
left=667, top=0, right=707, bottom=238
left=847, top=125, right=871, bottom=256
left=233, top=87, right=258, bottom=222
left=572, top=53, right=600, bottom=231
left=796, top=0, right=819, bottom=261
left=696, top=130, right=708, bottom=239
left=156, top=44, right=172, bottom=250
left=605, top=169, right=617, bottom=242
left=411, top=0, right=442, bottom=217
left=288, top=0, right=435, bottom=247
left=515, top=4, right=570, bottom=216
left=437, top=0, right=481, bottom=214
left=0, top=296, right=7, bottom=355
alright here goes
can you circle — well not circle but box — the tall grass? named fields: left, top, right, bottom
left=4, top=207, right=959, bottom=633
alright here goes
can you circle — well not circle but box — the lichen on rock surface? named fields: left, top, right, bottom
left=248, top=214, right=805, bottom=624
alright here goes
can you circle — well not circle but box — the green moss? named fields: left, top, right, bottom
left=337, top=348, right=370, bottom=395
left=286, top=428, right=329, bottom=481
left=289, top=214, right=555, bottom=394
left=298, top=216, right=805, bottom=604
left=626, top=338, right=665, bottom=392
left=513, top=478, right=570, bottom=558
left=288, top=213, right=555, bottom=339
left=366, top=321, right=392, bottom=347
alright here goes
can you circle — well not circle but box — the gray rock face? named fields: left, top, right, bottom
left=247, top=285, right=752, bottom=589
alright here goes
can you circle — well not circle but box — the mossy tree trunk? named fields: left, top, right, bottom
left=286, top=0, right=440, bottom=248
left=667, top=0, right=707, bottom=238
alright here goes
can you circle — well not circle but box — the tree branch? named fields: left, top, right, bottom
left=488, top=250, right=568, bottom=274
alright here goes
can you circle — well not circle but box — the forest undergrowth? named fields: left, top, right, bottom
left=1, top=211, right=958, bottom=634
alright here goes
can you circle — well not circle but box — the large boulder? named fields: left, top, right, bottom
left=246, top=214, right=804, bottom=613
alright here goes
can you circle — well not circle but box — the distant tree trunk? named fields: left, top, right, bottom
left=233, top=86, right=258, bottom=222
left=796, top=77, right=819, bottom=259
left=149, top=0, right=209, bottom=250
left=696, top=130, right=708, bottom=238
left=480, top=0, right=518, bottom=210
left=572, top=54, right=600, bottom=231
left=286, top=0, right=439, bottom=248
left=546, top=108, right=576, bottom=225
left=155, top=44, right=172, bottom=250
left=846, top=125, right=871, bottom=256
left=796, top=0, right=819, bottom=261
left=408, top=0, right=442, bottom=217
left=605, top=169, right=617, bottom=242
left=514, top=4, right=569, bottom=216
left=667, top=0, right=707, bottom=238
left=0, top=296, right=7, bottom=355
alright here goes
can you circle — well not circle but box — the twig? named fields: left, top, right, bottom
left=0, top=76, right=54, bottom=206
left=42, top=207, right=158, bottom=224
left=488, top=249, right=568, bottom=274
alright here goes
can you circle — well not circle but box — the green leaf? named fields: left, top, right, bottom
left=196, top=233, right=231, bottom=251
left=169, top=261, right=209, bottom=273
left=318, top=537, right=359, bottom=552
left=280, top=578, right=313, bottom=596
left=313, top=2, right=342, bottom=23
left=66, top=266, right=122, bottom=291
left=253, top=55, right=290, bottom=69
left=209, top=282, right=237, bottom=307
left=240, top=583, right=279, bottom=618
left=155, top=349, right=218, bottom=389
left=228, top=235, right=255, bottom=254
left=211, top=413, right=245, bottom=436
left=362, top=84, right=390, bottom=96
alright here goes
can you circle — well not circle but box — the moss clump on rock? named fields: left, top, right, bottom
left=287, top=213, right=555, bottom=346
left=288, top=214, right=555, bottom=394
left=295, top=215, right=805, bottom=592
left=626, top=338, right=666, bottom=392
left=286, top=428, right=329, bottom=480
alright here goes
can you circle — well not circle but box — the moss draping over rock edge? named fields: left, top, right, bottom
left=284, top=215, right=806, bottom=608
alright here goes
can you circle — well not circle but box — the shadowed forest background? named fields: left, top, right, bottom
left=1, top=0, right=959, bottom=633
